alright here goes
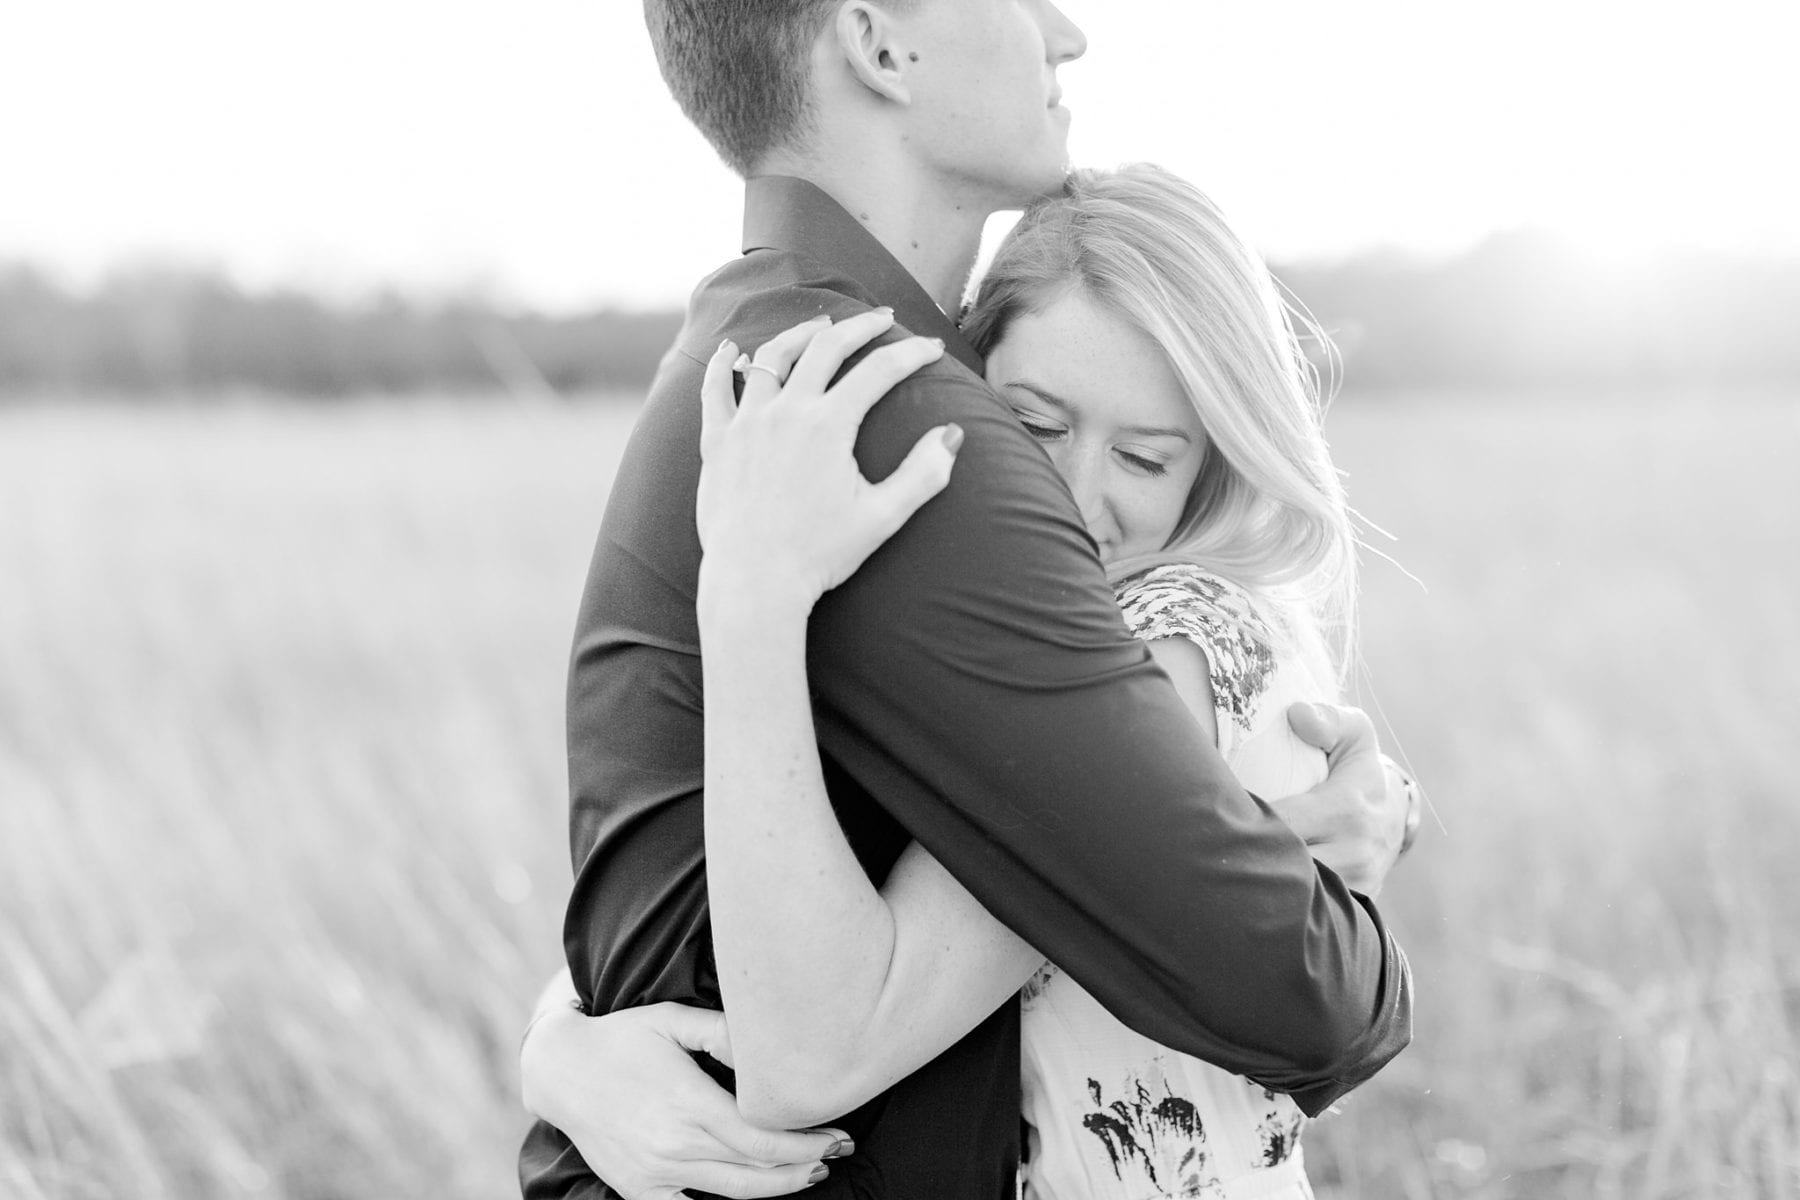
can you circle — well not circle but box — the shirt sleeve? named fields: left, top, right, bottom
left=1116, top=564, right=1281, bottom=760
left=803, top=366, right=1412, bottom=1115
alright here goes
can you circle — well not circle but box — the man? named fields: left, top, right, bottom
left=521, top=2, right=1415, bottom=1196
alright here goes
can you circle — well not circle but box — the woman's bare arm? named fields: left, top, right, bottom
left=701, top=603, right=1235, bottom=1128
left=701, top=592, right=1043, bottom=1128
left=1144, top=636, right=1221, bottom=747
left=691, top=314, right=1054, bottom=1128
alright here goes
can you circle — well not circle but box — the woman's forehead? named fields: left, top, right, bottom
left=985, top=292, right=1199, bottom=435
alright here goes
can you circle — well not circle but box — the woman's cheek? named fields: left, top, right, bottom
left=1118, top=489, right=1169, bottom=558
left=1139, top=482, right=1191, bottom=556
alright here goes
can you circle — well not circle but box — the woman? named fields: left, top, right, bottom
left=526, top=164, right=1412, bottom=1199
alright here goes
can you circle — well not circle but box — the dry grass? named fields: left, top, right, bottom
left=1309, top=393, right=1800, bottom=1198
left=1, top=393, right=1795, bottom=1198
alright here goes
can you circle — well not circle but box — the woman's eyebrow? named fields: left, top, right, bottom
left=1003, top=379, right=1192, bottom=442
left=1001, top=379, right=1073, bottom=413
left=1123, top=424, right=1193, bottom=442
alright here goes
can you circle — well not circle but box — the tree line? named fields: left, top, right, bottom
left=0, top=268, right=681, bottom=400
left=3, top=229, right=1796, bottom=399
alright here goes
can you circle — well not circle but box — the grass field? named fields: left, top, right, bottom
left=1, top=393, right=1796, bottom=1199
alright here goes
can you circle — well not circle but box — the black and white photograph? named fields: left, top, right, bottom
left=3, top=2, right=1797, bottom=1197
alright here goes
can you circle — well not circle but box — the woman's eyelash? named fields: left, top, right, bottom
left=1012, top=410, right=1169, bottom=476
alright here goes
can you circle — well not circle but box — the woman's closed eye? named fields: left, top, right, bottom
left=1117, top=449, right=1169, bottom=477
left=1012, top=408, right=1173, bottom=476
left=1012, top=410, right=1067, bottom=442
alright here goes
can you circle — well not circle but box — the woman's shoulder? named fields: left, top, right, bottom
left=1114, top=562, right=1280, bottom=744
left=1114, top=562, right=1272, bottom=643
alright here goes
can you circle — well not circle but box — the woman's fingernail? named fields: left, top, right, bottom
left=732, top=354, right=751, bottom=373
left=873, top=306, right=895, bottom=317
left=807, top=1164, right=830, bottom=1186
left=926, top=337, right=945, bottom=352
left=943, top=424, right=964, bottom=454
left=827, top=1136, right=855, bottom=1158
left=718, top=338, right=733, bottom=354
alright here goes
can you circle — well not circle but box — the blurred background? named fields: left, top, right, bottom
left=2, top=1, right=1796, bottom=1197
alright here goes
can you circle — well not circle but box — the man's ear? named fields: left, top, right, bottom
left=831, top=1, right=913, bottom=105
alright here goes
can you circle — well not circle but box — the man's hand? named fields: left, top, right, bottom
left=520, top=999, right=849, bottom=1200
left=1275, top=702, right=1418, bottom=898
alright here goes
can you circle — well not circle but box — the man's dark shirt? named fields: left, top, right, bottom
left=520, top=176, right=1411, bottom=1199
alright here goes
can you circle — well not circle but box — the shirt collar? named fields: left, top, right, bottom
left=741, top=175, right=984, bottom=376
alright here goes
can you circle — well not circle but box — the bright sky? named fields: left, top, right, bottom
left=4, top=0, right=1795, bottom=310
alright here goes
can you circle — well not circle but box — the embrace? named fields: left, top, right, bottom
left=520, top=2, right=1419, bottom=1197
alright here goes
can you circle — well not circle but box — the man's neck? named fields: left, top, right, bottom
left=765, top=150, right=995, bottom=317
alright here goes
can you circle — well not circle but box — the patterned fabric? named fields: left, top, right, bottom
left=1020, top=563, right=1325, bottom=1200
left=1114, top=564, right=1279, bottom=757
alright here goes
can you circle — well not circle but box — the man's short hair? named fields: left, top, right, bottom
left=644, top=0, right=840, bottom=177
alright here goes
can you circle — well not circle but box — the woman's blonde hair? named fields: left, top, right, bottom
left=963, top=163, right=1357, bottom=685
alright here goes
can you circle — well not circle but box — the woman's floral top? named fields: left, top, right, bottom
left=1114, top=564, right=1278, bottom=757
left=1019, top=563, right=1323, bottom=1200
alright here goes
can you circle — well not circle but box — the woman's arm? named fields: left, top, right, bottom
left=703, top=607, right=1230, bottom=1128
left=1144, top=637, right=1221, bottom=747
left=1148, top=636, right=1415, bottom=897
left=696, top=314, right=1042, bottom=1128
left=703, top=587, right=1044, bottom=1125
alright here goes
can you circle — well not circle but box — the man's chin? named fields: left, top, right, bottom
left=995, top=157, right=1074, bottom=210
left=955, top=148, right=1073, bottom=213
